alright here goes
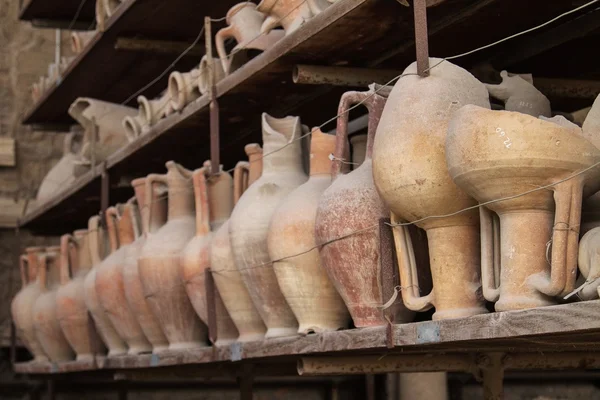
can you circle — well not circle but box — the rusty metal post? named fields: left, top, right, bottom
left=46, top=380, right=56, bottom=400
left=205, top=268, right=217, bottom=344
left=100, top=162, right=110, bottom=228
left=477, top=353, right=505, bottom=400
left=239, top=364, right=254, bottom=400
left=413, top=0, right=430, bottom=76
left=10, top=224, right=20, bottom=368
left=205, top=17, right=220, bottom=175
left=365, top=374, right=376, bottom=400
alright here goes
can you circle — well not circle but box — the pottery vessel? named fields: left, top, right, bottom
left=485, top=70, right=551, bottom=117
left=69, top=98, right=137, bottom=168
left=138, top=93, right=170, bottom=130
left=577, top=227, right=600, bottom=300
left=71, top=31, right=96, bottom=54
left=32, top=246, right=75, bottom=362
left=230, top=113, right=308, bottom=338
left=83, top=216, right=128, bottom=356
left=122, top=178, right=169, bottom=353
left=580, top=96, right=600, bottom=233
left=56, top=231, right=106, bottom=361
left=37, top=133, right=79, bottom=202
left=211, top=145, right=268, bottom=342
left=447, top=106, right=600, bottom=310
left=350, top=133, right=367, bottom=167
left=139, top=161, right=207, bottom=349
left=216, top=2, right=284, bottom=75
left=11, top=247, right=48, bottom=362
left=373, top=59, right=490, bottom=320
left=123, top=115, right=146, bottom=141
left=180, top=164, right=239, bottom=345
left=198, top=56, right=226, bottom=94
left=168, top=69, right=201, bottom=111
left=316, top=87, right=413, bottom=327
left=96, top=205, right=152, bottom=354
left=270, top=129, right=349, bottom=334
left=257, top=0, right=331, bottom=35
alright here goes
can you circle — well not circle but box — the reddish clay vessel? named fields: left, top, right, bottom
left=139, top=161, right=207, bottom=349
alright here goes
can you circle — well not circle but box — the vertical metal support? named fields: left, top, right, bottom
left=239, top=364, right=254, bottom=400
left=117, top=385, right=128, bottom=400
left=89, top=117, right=98, bottom=173
left=477, top=353, right=505, bottom=400
left=205, top=17, right=220, bottom=174
left=205, top=268, right=217, bottom=344
left=365, top=374, right=376, bottom=400
left=413, top=0, right=430, bottom=76
left=10, top=225, right=20, bottom=367
left=46, top=380, right=56, bottom=400
left=100, top=162, right=110, bottom=227
left=55, top=29, right=61, bottom=65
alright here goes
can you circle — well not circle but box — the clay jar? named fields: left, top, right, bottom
left=122, top=179, right=169, bottom=353
left=257, top=0, right=331, bottom=35
left=211, top=145, right=268, bottom=342
left=32, top=246, right=75, bottom=362
left=270, top=129, right=350, bottom=334
left=198, top=56, right=226, bottom=95
left=56, top=231, right=106, bottom=361
left=216, top=2, right=284, bottom=75
left=11, top=247, right=48, bottom=362
left=180, top=164, right=239, bottom=345
left=138, top=161, right=207, bottom=349
left=316, top=87, right=413, bottom=328
left=230, top=113, right=308, bottom=338
left=83, top=216, right=128, bottom=356
left=484, top=70, right=551, bottom=117
left=372, top=59, right=490, bottom=320
left=37, top=133, right=78, bottom=202
left=447, top=106, right=600, bottom=310
left=96, top=205, right=152, bottom=354
left=168, top=68, right=200, bottom=112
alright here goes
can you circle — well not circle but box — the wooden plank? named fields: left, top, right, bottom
left=0, top=138, right=16, bottom=167
left=114, top=37, right=205, bottom=57
left=20, top=0, right=96, bottom=25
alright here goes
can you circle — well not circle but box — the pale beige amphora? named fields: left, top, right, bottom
left=257, top=0, right=331, bottom=35
left=216, top=2, right=284, bottom=75
left=37, top=133, right=79, bottom=203
left=138, top=161, right=207, bottom=349
left=373, top=59, right=490, bottom=320
left=56, top=232, right=106, bottom=361
left=269, top=128, right=350, bottom=334
left=229, top=113, right=308, bottom=338
left=180, top=164, right=239, bottom=345
left=211, top=145, right=268, bottom=342
left=32, top=247, right=75, bottom=362
left=447, top=105, right=600, bottom=310
left=11, top=247, right=48, bottom=362
left=578, top=95, right=600, bottom=234
left=315, top=87, right=413, bottom=328
left=83, top=216, right=128, bottom=356
left=96, top=204, right=152, bottom=354
left=122, top=178, right=169, bottom=353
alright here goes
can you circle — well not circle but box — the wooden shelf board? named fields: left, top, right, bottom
left=19, top=0, right=96, bottom=26
left=13, top=301, right=600, bottom=375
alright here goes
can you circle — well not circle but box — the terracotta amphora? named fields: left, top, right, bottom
left=37, top=133, right=79, bottom=202
left=485, top=70, right=551, bottom=118
left=69, top=98, right=137, bottom=169
left=32, top=246, right=75, bottom=362
left=96, top=204, right=152, bottom=354
left=168, top=68, right=201, bottom=112
left=180, top=164, right=239, bottom=345
left=83, top=216, right=128, bottom=356
left=316, top=87, right=413, bottom=328
left=216, top=2, right=284, bottom=75
left=139, top=161, right=207, bottom=349
left=230, top=113, right=308, bottom=338
left=71, top=30, right=96, bottom=54
left=198, top=56, right=226, bottom=95
left=211, top=145, right=268, bottom=342
left=270, top=129, right=350, bottom=334
left=257, top=0, right=331, bottom=35
left=11, top=247, right=48, bottom=362
left=373, top=59, right=490, bottom=320
left=122, top=179, right=169, bottom=353
left=56, top=232, right=106, bottom=361
left=447, top=106, right=600, bottom=310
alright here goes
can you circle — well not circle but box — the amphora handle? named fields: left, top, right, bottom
left=480, top=206, right=501, bottom=302
left=233, top=161, right=250, bottom=205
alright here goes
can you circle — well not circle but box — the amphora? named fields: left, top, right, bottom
left=216, top=2, right=284, bottom=75
left=211, top=145, right=268, bottom=342
left=122, top=179, right=169, bottom=353
left=71, top=30, right=97, bottom=54
left=316, top=87, right=413, bottom=328
left=372, top=59, right=490, bottom=320
left=138, top=161, right=207, bottom=349
left=484, top=70, right=551, bottom=117
left=83, top=216, right=128, bottom=356
left=447, top=106, right=600, bottom=310
left=580, top=95, right=600, bottom=234
left=270, top=129, right=350, bottom=334
left=56, top=231, right=106, bottom=361
left=32, top=247, right=75, bottom=362
left=257, top=0, right=331, bottom=35
left=168, top=69, right=201, bottom=112
left=198, top=56, right=226, bottom=94
left=230, top=113, right=307, bottom=338
left=11, top=247, right=48, bottom=362
left=96, top=205, right=152, bottom=354
left=180, top=164, right=239, bottom=345
left=37, top=133, right=79, bottom=202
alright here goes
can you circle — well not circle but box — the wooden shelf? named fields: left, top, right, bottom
left=19, top=0, right=96, bottom=29
left=19, top=0, right=600, bottom=234
left=13, top=301, right=600, bottom=376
